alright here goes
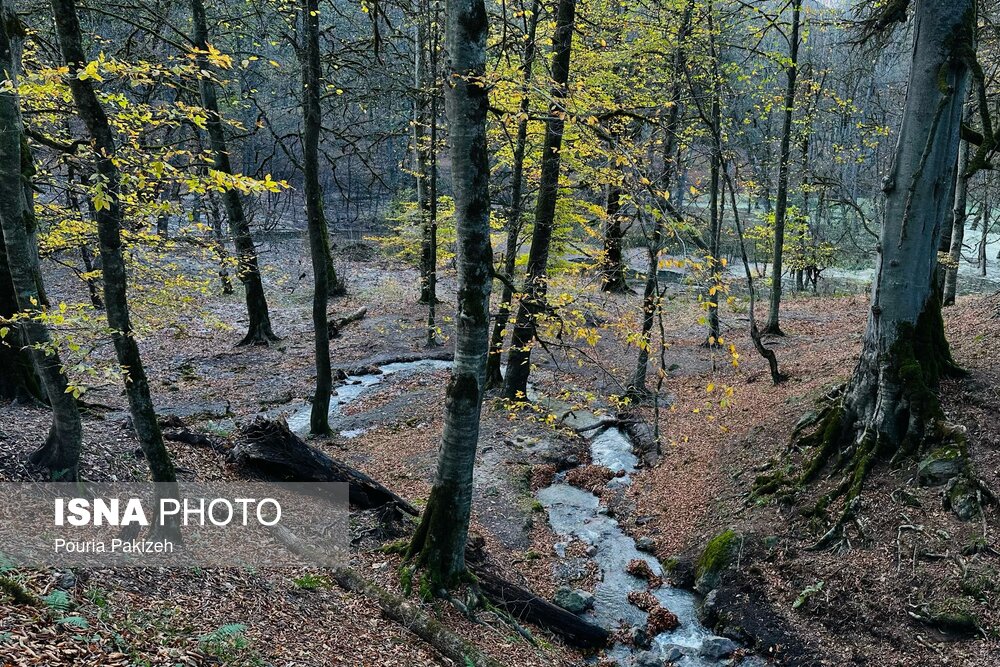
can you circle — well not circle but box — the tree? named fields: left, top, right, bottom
left=0, top=0, right=83, bottom=477
left=50, top=0, right=176, bottom=483
left=301, top=0, right=333, bottom=435
left=405, top=0, right=493, bottom=591
left=502, top=0, right=577, bottom=401
left=190, top=0, right=279, bottom=346
left=484, top=0, right=540, bottom=389
left=763, top=0, right=802, bottom=336
left=764, top=0, right=978, bottom=546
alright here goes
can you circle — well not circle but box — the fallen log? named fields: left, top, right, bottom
left=329, top=306, right=367, bottom=338
left=270, top=524, right=502, bottom=667
left=163, top=427, right=227, bottom=453
left=466, top=542, right=609, bottom=649
left=230, top=418, right=418, bottom=515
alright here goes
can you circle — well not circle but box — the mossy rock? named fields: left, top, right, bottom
left=921, top=598, right=981, bottom=637
left=695, top=529, right=741, bottom=594
left=917, top=446, right=965, bottom=486
left=944, top=476, right=981, bottom=521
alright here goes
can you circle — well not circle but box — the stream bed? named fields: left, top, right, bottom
left=282, top=359, right=755, bottom=667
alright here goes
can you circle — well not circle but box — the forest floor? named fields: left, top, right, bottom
left=0, top=238, right=997, bottom=666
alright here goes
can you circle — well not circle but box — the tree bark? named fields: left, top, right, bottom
left=763, top=0, right=802, bottom=336
left=786, top=0, right=974, bottom=543
left=0, top=1, right=83, bottom=476
left=51, top=0, right=176, bottom=483
left=300, top=0, right=333, bottom=435
left=943, top=127, right=971, bottom=306
left=484, top=0, right=540, bottom=390
left=599, top=184, right=629, bottom=292
left=501, top=0, right=576, bottom=400
left=189, top=0, right=278, bottom=345
left=406, top=0, right=493, bottom=591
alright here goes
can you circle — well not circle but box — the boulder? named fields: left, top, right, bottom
left=552, top=586, right=595, bottom=614
left=698, top=636, right=739, bottom=659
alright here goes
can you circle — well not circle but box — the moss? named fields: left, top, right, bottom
left=924, top=598, right=980, bottom=636
left=696, top=529, right=739, bottom=581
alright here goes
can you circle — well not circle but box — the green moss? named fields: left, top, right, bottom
left=696, top=529, right=739, bottom=581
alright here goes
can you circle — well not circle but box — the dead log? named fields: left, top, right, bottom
left=231, top=418, right=418, bottom=515
left=465, top=542, right=609, bottom=649
left=270, top=525, right=502, bottom=667
left=329, top=306, right=367, bottom=338
left=163, top=427, right=227, bottom=453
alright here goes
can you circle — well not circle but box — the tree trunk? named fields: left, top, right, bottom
left=414, top=0, right=432, bottom=305
left=786, top=0, right=974, bottom=543
left=628, top=0, right=692, bottom=396
left=189, top=0, right=278, bottom=345
left=705, top=28, right=723, bottom=346
left=301, top=0, right=333, bottom=435
left=501, top=0, right=576, bottom=400
left=0, top=1, right=83, bottom=476
left=406, top=0, right=493, bottom=591
left=763, top=0, right=802, bottom=336
left=599, top=184, right=628, bottom=292
left=425, top=0, right=440, bottom=346
left=51, top=0, right=177, bottom=483
left=943, top=128, right=971, bottom=306
left=484, top=0, right=540, bottom=390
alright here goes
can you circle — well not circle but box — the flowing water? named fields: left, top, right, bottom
left=538, top=419, right=742, bottom=666
left=284, top=359, right=750, bottom=666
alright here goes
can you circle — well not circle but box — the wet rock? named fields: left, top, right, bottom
left=584, top=544, right=598, bottom=557
left=662, top=645, right=684, bottom=663
left=636, top=536, right=657, bottom=553
left=738, top=657, right=770, bottom=667
left=633, top=650, right=664, bottom=667
left=552, top=586, right=595, bottom=614
left=622, top=625, right=651, bottom=649
left=699, top=588, right=720, bottom=625
left=699, top=636, right=739, bottom=659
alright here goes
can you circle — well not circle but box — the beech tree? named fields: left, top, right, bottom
left=301, top=0, right=333, bottom=434
left=763, top=0, right=802, bottom=336
left=501, top=0, right=577, bottom=401
left=51, top=0, right=176, bottom=483
left=190, top=0, right=279, bottom=345
left=0, top=0, right=83, bottom=477
left=762, top=0, right=982, bottom=546
left=405, top=0, right=493, bottom=590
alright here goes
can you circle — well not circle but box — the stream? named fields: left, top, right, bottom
left=282, top=359, right=755, bottom=667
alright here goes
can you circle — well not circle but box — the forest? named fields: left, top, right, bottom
left=0, top=0, right=998, bottom=665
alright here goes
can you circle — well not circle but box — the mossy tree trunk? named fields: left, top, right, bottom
left=0, top=0, right=82, bottom=477
left=501, top=0, right=576, bottom=401
left=190, top=0, right=278, bottom=345
left=782, top=0, right=976, bottom=545
left=484, top=0, right=540, bottom=390
left=51, top=0, right=177, bottom=484
left=406, top=0, right=493, bottom=591
left=301, top=0, right=332, bottom=435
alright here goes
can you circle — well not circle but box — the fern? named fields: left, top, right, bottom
left=199, top=623, right=247, bottom=645
left=42, top=589, right=72, bottom=613
left=59, top=615, right=90, bottom=629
